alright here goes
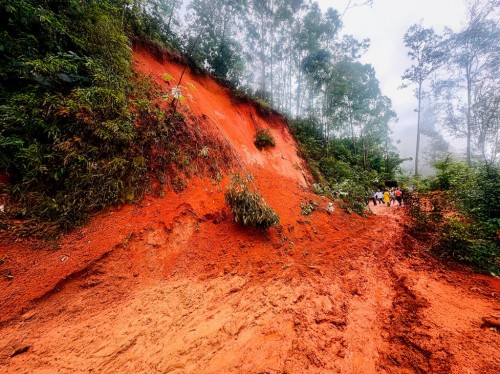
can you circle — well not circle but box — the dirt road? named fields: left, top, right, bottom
left=1, top=201, right=498, bottom=373
left=0, top=48, right=498, bottom=373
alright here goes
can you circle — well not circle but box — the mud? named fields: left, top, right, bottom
left=0, top=49, right=498, bottom=373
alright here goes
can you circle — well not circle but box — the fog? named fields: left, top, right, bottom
left=317, top=0, right=468, bottom=173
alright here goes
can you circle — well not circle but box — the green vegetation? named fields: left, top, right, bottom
left=185, top=0, right=402, bottom=188
left=0, top=0, right=402, bottom=236
left=291, top=119, right=401, bottom=215
left=407, top=158, right=500, bottom=274
left=300, top=201, right=316, bottom=216
left=0, top=0, right=229, bottom=237
left=1, top=0, right=496, bottom=282
left=254, top=129, right=276, bottom=150
left=0, top=0, right=133, bottom=235
left=225, top=174, right=279, bottom=230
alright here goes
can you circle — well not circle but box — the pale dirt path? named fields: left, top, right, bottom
left=0, top=203, right=498, bottom=373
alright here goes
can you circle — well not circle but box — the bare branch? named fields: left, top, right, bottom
left=340, top=0, right=374, bottom=19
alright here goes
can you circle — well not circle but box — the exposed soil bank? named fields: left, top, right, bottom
left=1, top=205, right=498, bottom=373
left=0, top=49, right=498, bottom=373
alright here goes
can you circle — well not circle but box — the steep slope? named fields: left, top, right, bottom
left=134, top=46, right=310, bottom=188
left=0, top=49, right=499, bottom=373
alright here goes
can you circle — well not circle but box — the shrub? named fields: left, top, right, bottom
left=254, top=98, right=274, bottom=117
left=436, top=219, right=500, bottom=275
left=331, top=181, right=369, bottom=216
left=289, top=118, right=398, bottom=216
left=311, top=183, right=331, bottom=197
left=225, top=174, right=279, bottom=230
left=0, top=0, right=135, bottom=235
left=427, top=159, right=500, bottom=273
left=405, top=173, right=500, bottom=275
left=254, top=129, right=275, bottom=150
left=300, top=202, right=314, bottom=216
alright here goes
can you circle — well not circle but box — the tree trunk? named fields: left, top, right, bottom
left=269, top=0, right=274, bottom=104
left=415, top=80, right=422, bottom=176
left=288, top=40, right=293, bottom=114
left=466, top=64, right=472, bottom=166
left=362, top=139, right=367, bottom=170
left=296, top=58, right=302, bottom=116
left=166, top=0, right=177, bottom=31
left=493, top=130, right=499, bottom=164
left=348, top=100, right=356, bottom=156
left=261, top=20, right=266, bottom=96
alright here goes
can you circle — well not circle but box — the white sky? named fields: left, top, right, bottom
left=317, top=0, right=468, bottom=172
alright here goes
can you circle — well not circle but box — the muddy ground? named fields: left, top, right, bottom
left=1, top=202, right=498, bottom=373
left=0, top=48, right=498, bottom=373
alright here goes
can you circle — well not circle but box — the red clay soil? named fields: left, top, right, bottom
left=0, top=49, right=499, bottom=374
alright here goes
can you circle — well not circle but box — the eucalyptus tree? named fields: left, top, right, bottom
left=325, top=61, right=378, bottom=142
left=244, top=0, right=274, bottom=99
left=401, top=23, right=443, bottom=176
left=269, top=0, right=306, bottom=112
left=435, top=0, right=499, bottom=165
left=185, top=0, right=246, bottom=84
left=323, top=60, right=396, bottom=169
left=474, top=92, right=499, bottom=163
left=417, top=98, right=450, bottom=171
left=294, top=3, right=342, bottom=117
left=148, top=0, right=182, bottom=33
left=292, top=2, right=323, bottom=116
left=243, top=0, right=304, bottom=109
left=125, top=0, right=182, bottom=47
left=365, top=95, right=398, bottom=172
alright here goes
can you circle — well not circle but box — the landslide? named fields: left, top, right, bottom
left=0, top=48, right=499, bottom=374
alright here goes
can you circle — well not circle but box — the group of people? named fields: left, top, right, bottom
left=369, top=187, right=404, bottom=207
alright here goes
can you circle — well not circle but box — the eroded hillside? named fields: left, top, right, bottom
left=0, top=49, right=499, bottom=374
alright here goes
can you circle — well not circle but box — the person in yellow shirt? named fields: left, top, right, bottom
left=383, top=189, right=391, bottom=207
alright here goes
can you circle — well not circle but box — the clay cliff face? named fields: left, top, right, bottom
left=0, top=48, right=498, bottom=374
left=133, top=47, right=310, bottom=188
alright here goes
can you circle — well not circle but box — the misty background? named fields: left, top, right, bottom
left=166, top=0, right=498, bottom=175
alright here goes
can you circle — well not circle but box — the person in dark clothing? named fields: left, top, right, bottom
left=395, top=187, right=403, bottom=206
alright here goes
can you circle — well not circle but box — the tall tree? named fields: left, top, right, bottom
left=324, top=60, right=396, bottom=168
left=435, top=0, right=499, bottom=165
left=245, top=0, right=274, bottom=98
left=295, top=4, right=342, bottom=117
left=127, top=0, right=182, bottom=47
left=402, top=23, right=442, bottom=175
left=419, top=98, right=450, bottom=172
left=185, top=0, right=246, bottom=84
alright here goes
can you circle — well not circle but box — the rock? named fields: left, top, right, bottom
left=481, top=316, right=500, bottom=329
